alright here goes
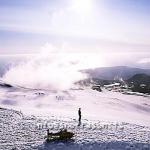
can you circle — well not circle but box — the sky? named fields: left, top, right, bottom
left=0, top=0, right=150, bottom=67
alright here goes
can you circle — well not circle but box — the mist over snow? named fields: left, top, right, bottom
left=2, top=51, right=89, bottom=90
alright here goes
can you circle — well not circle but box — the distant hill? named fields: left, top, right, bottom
left=127, top=74, right=150, bottom=85
left=84, top=66, right=150, bottom=80
left=127, top=74, right=150, bottom=94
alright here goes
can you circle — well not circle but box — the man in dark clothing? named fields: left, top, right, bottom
left=78, top=108, right=81, bottom=125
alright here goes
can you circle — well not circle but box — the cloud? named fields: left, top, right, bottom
left=137, top=58, right=150, bottom=64
left=2, top=43, right=89, bottom=91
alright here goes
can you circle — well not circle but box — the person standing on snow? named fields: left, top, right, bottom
left=78, top=108, right=81, bottom=125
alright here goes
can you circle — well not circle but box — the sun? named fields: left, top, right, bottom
left=72, top=0, right=92, bottom=15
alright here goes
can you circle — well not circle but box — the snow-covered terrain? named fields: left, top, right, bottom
left=0, top=107, right=150, bottom=150
left=0, top=81, right=150, bottom=149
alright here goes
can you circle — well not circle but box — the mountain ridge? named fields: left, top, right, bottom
left=84, top=66, right=150, bottom=80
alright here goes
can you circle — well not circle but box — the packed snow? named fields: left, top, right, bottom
left=0, top=83, right=150, bottom=149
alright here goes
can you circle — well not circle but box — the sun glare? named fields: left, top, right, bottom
left=72, top=0, right=92, bottom=15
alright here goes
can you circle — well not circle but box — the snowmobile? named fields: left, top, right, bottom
left=46, top=129, right=74, bottom=142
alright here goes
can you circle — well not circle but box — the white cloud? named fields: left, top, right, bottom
left=137, top=58, right=150, bottom=64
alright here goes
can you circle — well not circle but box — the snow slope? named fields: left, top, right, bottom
left=0, top=108, right=150, bottom=150
left=0, top=84, right=150, bottom=149
left=0, top=84, right=149, bottom=126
